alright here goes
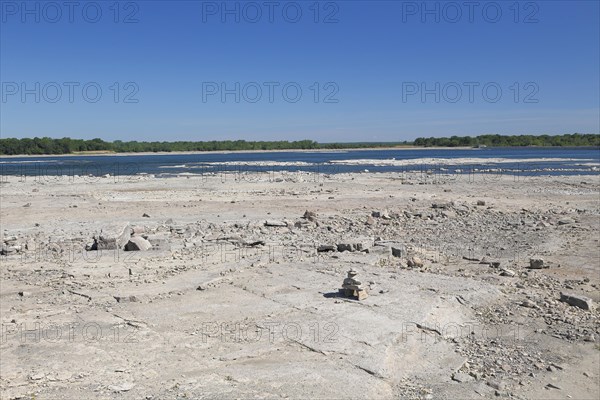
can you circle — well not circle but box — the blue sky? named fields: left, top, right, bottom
left=1, top=0, right=599, bottom=142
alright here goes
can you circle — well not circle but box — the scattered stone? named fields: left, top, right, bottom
left=0, top=244, right=19, bottom=255
left=560, top=292, right=594, bottom=310
left=558, top=218, right=575, bottom=225
left=302, top=210, right=317, bottom=221
left=407, top=256, right=424, bottom=268
left=584, top=334, right=596, bottom=342
left=317, top=245, right=336, bottom=252
left=336, top=237, right=373, bottom=252
left=109, top=382, right=135, bottom=392
left=520, top=299, right=539, bottom=309
left=264, top=220, right=287, bottom=227
left=114, top=295, right=139, bottom=303
left=452, top=372, right=474, bottom=383
left=500, top=268, right=515, bottom=277
left=486, top=380, right=505, bottom=391
left=93, top=223, right=131, bottom=250
left=29, top=372, right=45, bottom=381
left=125, top=236, right=152, bottom=251
left=545, top=383, right=561, bottom=390
left=529, top=258, right=546, bottom=269
left=391, top=246, right=404, bottom=258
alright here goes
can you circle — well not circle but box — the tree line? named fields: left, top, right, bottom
left=0, top=134, right=598, bottom=155
left=413, top=134, right=599, bottom=147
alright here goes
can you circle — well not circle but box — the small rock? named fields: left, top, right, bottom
left=560, top=292, right=594, bottom=310
left=109, top=382, right=135, bottom=392
left=477, top=200, right=486, bottom=206
left=114, top=295, right=139, bottom=303
left=29, top=372, right=45, bottom=381
left=486, top=380, right=505, bottom=391
left=545, top=383, right=561, bottom=390
left=452, top=372, right=474, bottom=383
left=500, top=268, right=515, bottom=277
left=407, top=256, right=424, bottom=268
left=520, top=299, right=538, bottom=309
left=529, top=258, right=546, bottom=269
left=125, top=236, right=152, bottom=251
left=584, top=334, right=596, bottom=342
left=302, top=210, right=317, bottom=221
left=264, top=220, right=287, bottom=227
left=142, top=213, right=151, bottom=218
left=317, top=245, right=336, bottom=252
left=558, top=218, right=575, bottom=225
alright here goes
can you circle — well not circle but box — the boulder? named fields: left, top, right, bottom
left=94, top=223, right=131, bottom=250
left=391, top=246, right=404, bottom=258
left=337, top=237, right=373, bottom=252
left=317, top=245, right=336, bottom=252
left=374, top=241, right=404, bottom=258
left=125, top=236, right=152, bottom=251
left=560, top=292, right=594, bottom=310
left=529, top=258, right=546, bottom=269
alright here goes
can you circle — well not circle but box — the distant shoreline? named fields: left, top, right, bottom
left=0, top=146, right=480, bottom=158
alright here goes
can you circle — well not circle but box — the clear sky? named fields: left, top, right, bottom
left=1, top=0, right=599, bottom=142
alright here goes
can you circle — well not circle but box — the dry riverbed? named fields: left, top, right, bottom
left=1, top=171, right=599, bottom=399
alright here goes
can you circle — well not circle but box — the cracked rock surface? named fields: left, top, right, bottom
left=1, top=171, right=599, bottom=399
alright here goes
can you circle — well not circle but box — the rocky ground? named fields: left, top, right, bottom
left=0, top=170, right=599, bottom=399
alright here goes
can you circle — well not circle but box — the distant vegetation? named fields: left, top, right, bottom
left=413, top=133, right=600, bottom=147
left=0, top=134, right=597, bottom=155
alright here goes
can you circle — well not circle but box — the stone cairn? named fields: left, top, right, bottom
left=339, top=269, right=368, bottom=300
